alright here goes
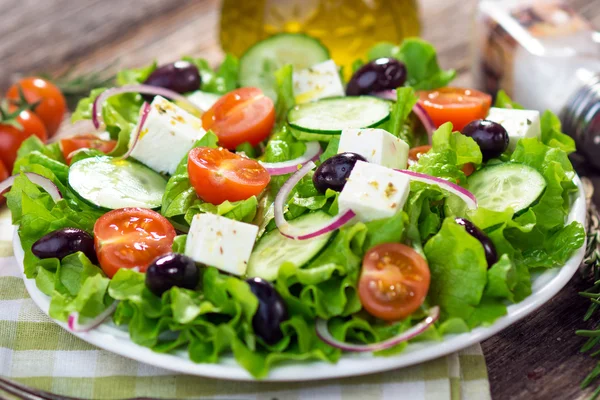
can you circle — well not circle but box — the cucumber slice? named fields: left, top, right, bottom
left=239, top=33, right=330, bottom=100
left=247, top=211, right=335, bottom=281
left=467, top=163, right=546, bottom=213
left=287, top=96, right=391, bottom=135
left=68, top=156, right=167, bottom=210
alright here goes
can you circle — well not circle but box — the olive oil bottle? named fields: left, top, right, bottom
left=219, top=0, right=420, bottom=69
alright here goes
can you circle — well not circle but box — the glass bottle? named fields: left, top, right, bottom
left=473, top=0, right=600, bottom=167
left=219, top=0, right=420, bottom=72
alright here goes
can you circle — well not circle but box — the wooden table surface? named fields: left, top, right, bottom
left=2, top=0, right=600, bottom=399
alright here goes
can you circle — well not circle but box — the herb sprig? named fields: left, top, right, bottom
left=577, top=178, right=600, bottom=399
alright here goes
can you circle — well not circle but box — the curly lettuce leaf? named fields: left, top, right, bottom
left=411, top=122, right=482, bottom=182
left=109, top=267, right=338, bottom=378
left=424, top=218, right=488, bottom=321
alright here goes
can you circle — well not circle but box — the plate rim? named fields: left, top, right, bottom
left=14, top=176, right=588, bottom=382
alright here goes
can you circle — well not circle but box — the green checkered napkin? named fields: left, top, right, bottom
left=0, top=207, right=491, bottom=399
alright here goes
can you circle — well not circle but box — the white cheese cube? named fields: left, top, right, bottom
left=338, top=128, right=410, bottom=170
left=185, top=213, right=259, bottom=276
left=130, top=96, right=206, bottom=175
left=293, top=60, right=345, bottom=104
left=486, top=107, right=541, bottom=151
left=187, top=91, right=221, bottom=113
left=338, top=161, right=410, bottom=222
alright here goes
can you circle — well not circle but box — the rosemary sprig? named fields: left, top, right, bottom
left=576, top=178, right=600, bottom=398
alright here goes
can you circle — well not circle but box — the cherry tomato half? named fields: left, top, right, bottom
left=202, top=87, right=275, bottom=150
left=0, top=109, right=48, bottom=172
left=7, top=77, right=66, bottom=137
left=94, top=208, right=176, bottom=278
left=188, top=147, right=270, bottom=205
left=358, top=243, right=431, bottom=321
left=418, top=87, right=492, bottom=132
left=60, top=134, right=117, bottom=164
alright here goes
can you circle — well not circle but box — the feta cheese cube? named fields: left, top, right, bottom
left=338, top=128, right=410, bottom=169
left=130, top=96, right=206, bottom=175
left=187, top=91, right=221, bottom=113
left=185, top=213, right=259, bottom=276
left=293, top=60, right=345, bottom=104
left=486, top=107, right=541, bottom=151
left=338, top=161, right=410, bottom=222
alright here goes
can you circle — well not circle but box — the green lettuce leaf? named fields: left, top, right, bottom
left=411, top=122, right=482, bottom=182
left=184, top=54, right=239, bottom=95
left=493, top=90, right=523, bottom=109
left=424, top=218, right=488, bottom=321
left=387, top=87, right=418, bottom=145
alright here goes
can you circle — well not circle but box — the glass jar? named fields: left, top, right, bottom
left=473, top=0, right=600, bottom=167
left=219, top=0, right=420, bottom=71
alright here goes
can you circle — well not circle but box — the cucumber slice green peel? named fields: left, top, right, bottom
left=246, top=211, right=335, bottom=281
left=68, top=156, right=167, bottom=210
left=287, top=96, right=391, bottom=135
left=467, top=162, right=547, bottom=213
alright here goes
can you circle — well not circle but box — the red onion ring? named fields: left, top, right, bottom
left=92, top=85, right=202, bottom=129
left=316, top=306, right=440, bottom=352
left=118, top=102, right=151, bottom=161
left=395, top=169, right=477, bottom=209
left=274, top=161, right=356, bottom=240
left=0, top=173, right=62, bottom=202
left=68, top=301, right=119, bottom=333
left=373, top=90, right=435, bottom=144
left=260, top=142, right=323, bottom=176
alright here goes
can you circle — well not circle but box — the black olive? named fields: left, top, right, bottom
left=313, top=152, right=367, bottom=193
left=346, top=58, right=407, bottom=96
left=143, top=61, right=201, bottom=102
left=462, top=120, right=509, bottom=162
left=32, top=228, right=96, bottom=263
left=246, top=277, right=288, bottom=345
left=145, top=253, right=199, bottom=296
left=455, top=217, right=499, bottom=268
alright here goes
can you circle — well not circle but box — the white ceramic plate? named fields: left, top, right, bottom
left=15, top=177, right=587, bottom=382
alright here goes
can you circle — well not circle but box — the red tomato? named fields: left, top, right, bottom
left=201, top=87, right=275, bottom=150
left=6, top=77, right=67, bottom=137
left=94, top=208, right=176, bottom=278
left=60, top=134, right=117, bottom=164
left=0, top=109, right=48, bottom=172
left=418, top=87, right=492, bottom=132
left=188, top=147, right=270, bottom=205
left=358, top=243, right=431, bottom=321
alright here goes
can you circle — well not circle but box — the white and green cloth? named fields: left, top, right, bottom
left=0, top=208, right=491, bottom=399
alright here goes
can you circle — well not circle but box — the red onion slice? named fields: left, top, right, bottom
left=373, top=90, right=435, bottom=144
left=118, top=102, right=151, bottom=161
left=395, top=169, right=477, bottom=210
left=316, top=306, right=440, bottom=352
left=0, top=173, right=62, bottom=202
left=260, top=142, right=322, bottom=176
left=68, top=301, right=118, bottom=333
left=274, top=161, right=356, bottom=240
left=92, top=85, right=202, bottom=129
